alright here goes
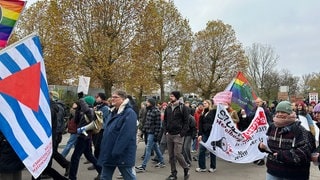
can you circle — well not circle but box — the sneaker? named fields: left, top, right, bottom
left=135, top=165, right=146, bottom=172
left=195, top=167, right=207, bottom=172
left=87, top=164, right=95, bottom=170
left=166, top=174, right=177, bottom=180
left=193, top=156, right=198, bottom=161
left=208, top=168, right=216, bottom=173
left=64, top=164, right=70, bottom=177
left=116, top=174, right=123, bottom=179
left=83, top=160, right=91, bottom=164
left=155, top=162, right=166, bottom=168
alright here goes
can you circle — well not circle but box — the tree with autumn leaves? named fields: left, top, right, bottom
left=13, top=0, right=306, bottom=102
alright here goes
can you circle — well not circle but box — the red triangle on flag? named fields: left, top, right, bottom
left=0, top=63, right=41, bottom=111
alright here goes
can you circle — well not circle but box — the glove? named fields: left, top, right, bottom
left=77, top=127, right=88, bottom=136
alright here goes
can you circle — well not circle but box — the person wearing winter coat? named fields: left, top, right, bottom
left=196, top=99, right=217, bottom=173
left=98, top=90, right=137, bottom=180
left=259, top=101, right=316, bottom=180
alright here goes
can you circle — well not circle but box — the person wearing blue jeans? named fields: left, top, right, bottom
left=136, top=134, right=165, bottom=171
left=69, top=96, right=102, bottom=180
left=61, top=133, right=77, bottom=157
left=97, top=90, right=137, bottom=180
left=136, top=98, right=165, bottom=172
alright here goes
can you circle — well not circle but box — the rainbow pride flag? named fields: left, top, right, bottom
left=0, top=0, right=26, bottom=48
left=225, top=72, right=258, bottom=114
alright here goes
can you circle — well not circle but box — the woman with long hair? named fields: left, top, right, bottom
left=196, top=99, right=217, bottom=173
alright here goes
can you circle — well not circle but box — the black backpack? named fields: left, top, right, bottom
left=52, top=101, right=67, bottom=134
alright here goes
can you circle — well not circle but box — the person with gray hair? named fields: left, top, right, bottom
left=98, top=90, right=137, bottom=180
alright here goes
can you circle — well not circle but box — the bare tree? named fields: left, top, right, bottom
left=246, top=43, right=278, bottom=97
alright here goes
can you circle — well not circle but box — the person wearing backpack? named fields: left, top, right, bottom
left=69, top=96, right=102, bottom=180
left=258, top=101, right=316, bottom=180
left=49, top=91, right=71, bottom=177
left=87, top=93, right=110, bottom=171
left=163, top=91, right=190, bottom=180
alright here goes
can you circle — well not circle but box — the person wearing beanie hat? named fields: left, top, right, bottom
left=275, top=101, right=292, bottom=114
left=259, top=100, right=316, bottom=180
left=84, top=96, right=95, bottom=107
left=170, top=91, right=181, bottom=100
left=69, top=95, right=102, bottom=180
left=147, top=98, right=156, bottom=107
left=164, top=91, right=190, bottom=179
left=136, top=97, right=165, bottom=172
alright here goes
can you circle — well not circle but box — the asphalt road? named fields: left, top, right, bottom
left=21, top=133, right=320, bottom=180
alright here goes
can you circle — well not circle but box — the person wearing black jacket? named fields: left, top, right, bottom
left=32, top=99, right=68, bottom=180
left=0, top=132, right=25, bottom=180
left=135, top=98, right=165, bottom=172
left=195, top=99, right=217, bottom=173
left=163, top=91, right=190, bottom=180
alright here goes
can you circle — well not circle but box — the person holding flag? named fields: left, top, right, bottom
left=195, top=99, right=217, bottom=173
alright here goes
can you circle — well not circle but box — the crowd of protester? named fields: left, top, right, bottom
left=2, top=90, right=320, bottom=180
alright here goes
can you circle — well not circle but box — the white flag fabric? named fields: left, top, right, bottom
left=201, top=104, right=268, bottom=163
left=0, top=34, right=52, bottom=178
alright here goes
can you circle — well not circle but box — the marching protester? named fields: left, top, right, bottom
left=61, top=102, right=79, bottom=158
left=69, top=96, right=101, bottom=180
left=192, top=103, right=204, bottom=155
left=259, top=101, right=316, bottom=180
left=196, top=99, right=217, bottom=173
left=32, top=93, right=69, bottom=180
left=87, top=93, right=110, bottom=171
left=135, top=98, right=166, bottom=172
left=311, top=103, right=320, bottom=166
left=159, top=102, right=168, bottom=159
left=97, top=90, right=137, bottom=180
left=295, top=101, right=316, bottom=136
left=50, top=91, right=71, bottom=177
left=0, top=132, right=25, bottom=180
left=249, top=97, right=272, bottom=166
left=237, top=109, right=251, bottom=131
left=163, top=91, right=190, bottom=180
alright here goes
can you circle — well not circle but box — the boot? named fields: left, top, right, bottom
left=184, top=168, right=190, bottom=180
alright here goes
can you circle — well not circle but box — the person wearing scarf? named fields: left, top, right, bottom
left=258, top=101, right=315, bottom=180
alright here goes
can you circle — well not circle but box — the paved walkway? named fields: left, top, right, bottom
left=21, top=133, right=320, bottom=180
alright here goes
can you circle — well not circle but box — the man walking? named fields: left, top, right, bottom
left=98, top=90, right=137, bottom=180
left=135, top=98, right=166, bottom=172
left=163, top=91, right=190, bottom=180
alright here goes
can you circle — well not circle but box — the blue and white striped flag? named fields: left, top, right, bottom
left=0, top=34, right=52, bottom=178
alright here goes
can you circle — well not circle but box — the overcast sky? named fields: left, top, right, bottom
left=173, top=0, right=320, bottom=77
left=26, top=0, right=319, bottom=77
